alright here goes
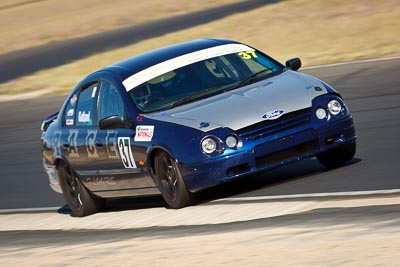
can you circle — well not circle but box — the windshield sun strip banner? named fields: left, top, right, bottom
left=123, top=44, right=253, bottom=91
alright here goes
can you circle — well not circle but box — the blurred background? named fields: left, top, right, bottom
left=0, top=0, right=399, bottom=97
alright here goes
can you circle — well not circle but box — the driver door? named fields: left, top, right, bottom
left=87, top=79, right=154, bottom=194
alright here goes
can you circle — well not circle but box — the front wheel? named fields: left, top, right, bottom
left=317, top=141, right=356, bottom=168
left=58, top=162, right=106, bottom=217
left=154, top=151, right=192, bottom=209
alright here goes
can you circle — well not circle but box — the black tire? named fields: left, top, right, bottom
left=58, top=162, right=106, bottom=217
left=317, top=141, right=356, bottom=169
left=154, top=151, right=192, bottom=209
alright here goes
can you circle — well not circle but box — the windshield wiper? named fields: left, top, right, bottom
left=168, top=69, right=272, bottom=109
left=169, top=86, right=225, bottom=108
left=223, top=68, right=272, bottom=93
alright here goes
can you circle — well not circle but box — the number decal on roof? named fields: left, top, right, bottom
left=238, top=50, right=258, bottom=59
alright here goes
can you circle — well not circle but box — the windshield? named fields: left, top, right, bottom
left=129, top=50, right=283, bottom=113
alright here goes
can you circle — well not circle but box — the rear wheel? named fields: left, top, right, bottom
left=154, top=151, right=192, bottom=209
left=317, top=141, right=356, bottom=168
left=58, top=162, right=106, bottom=217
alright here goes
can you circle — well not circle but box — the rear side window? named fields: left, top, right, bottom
left=63, top=83, right=99, bottom=127
left=98, top=81, right=126, bottom=122
left=64, top=93, right=78, bottom=126
left=75, top=83, right=98, bottom=126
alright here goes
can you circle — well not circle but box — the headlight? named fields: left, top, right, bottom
left=225, top=136, right=238, bottom=148
left=327, top=99, right=341, bottom=115
left=201, top=137, right=217, bottom=154
left=316, top=108, right=327, bottom=120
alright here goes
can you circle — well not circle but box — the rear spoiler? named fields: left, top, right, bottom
left=40, top=112, right=59, bottom=132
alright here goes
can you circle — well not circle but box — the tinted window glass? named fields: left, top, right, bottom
left=204, top=56, right=240, bottom=79
left=75, top=83, right=98, bottom=126
left=129, top=50, right=282, bottom=113
left=98, top=81, right=125, bottom=122
left=63, top=93, right=78, bottom=126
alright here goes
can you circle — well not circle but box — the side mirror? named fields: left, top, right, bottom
left=99, top=115, right=131, bottom=130
left=285, top=58, right=302, bottom=71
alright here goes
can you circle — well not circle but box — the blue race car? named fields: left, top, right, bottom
left=41, top=39, right=356, bottom=216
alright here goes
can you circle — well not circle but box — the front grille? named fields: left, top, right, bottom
left=255, top=139, right=319, bottom=168
left=237, top=108, right=311, bottom=141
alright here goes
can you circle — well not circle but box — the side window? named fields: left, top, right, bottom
left=98, top=81, right=126, bottom=122
left=63, top=94, right=78, bottom=126
left=75, top=83, right=98, bottom=126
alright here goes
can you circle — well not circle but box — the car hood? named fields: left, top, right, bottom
left=146, top=70, right=328, bottom=131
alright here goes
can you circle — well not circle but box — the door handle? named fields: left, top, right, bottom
left=95, top=141, right=103, bottom=148
left=62, top=143, right=70, bottom=148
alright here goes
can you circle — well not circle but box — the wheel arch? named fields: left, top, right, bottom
left=148, top=146, right=193, bottom=209
left=52, top=154, right=71, bottom=171
left=147, top=146, right=177, bottom=176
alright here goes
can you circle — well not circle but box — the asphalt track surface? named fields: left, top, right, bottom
left=0, top=57, right=399, bottom=211
left=0, top=0, right=277, bottom=83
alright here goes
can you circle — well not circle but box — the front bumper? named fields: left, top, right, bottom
left=42, top=157, right=62, bottom=194
left=181, top=116, right=356, bottom=192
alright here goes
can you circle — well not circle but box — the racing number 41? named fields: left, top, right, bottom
left=117, top=137, right=137, bottom=168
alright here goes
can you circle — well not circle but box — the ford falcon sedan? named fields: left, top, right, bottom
left=41, top=38, right=356, bottom=217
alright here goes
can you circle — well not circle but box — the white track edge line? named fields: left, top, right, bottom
left=212, top=189, right=400, bottom=203
left=303, top=55, right=400, bottom=70
left=2, top=189, right=400, bottom=213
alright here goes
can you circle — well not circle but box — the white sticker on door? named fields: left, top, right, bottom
left=134, top=125, right=154, bottom=142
